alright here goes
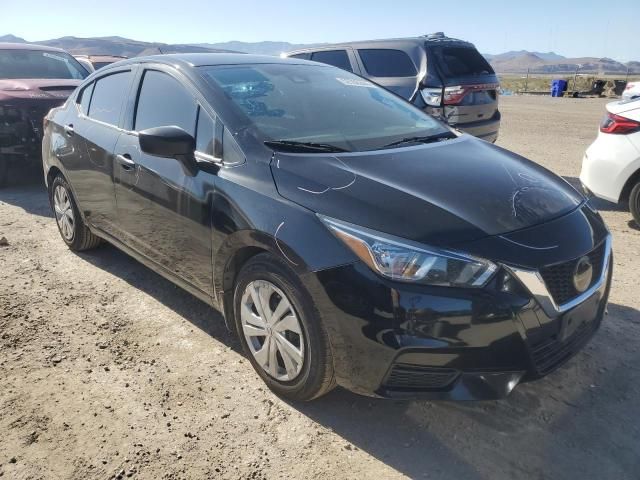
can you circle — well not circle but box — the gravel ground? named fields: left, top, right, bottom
left=0, top=95, right=639, bottom=480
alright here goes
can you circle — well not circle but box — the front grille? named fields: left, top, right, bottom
left=384, top=364, right=459, bottom=391
left=530, top=318, right=599, bottom=375
left=539, top=242, right=606, bottom=306
left=0, top=101, right=61, bottom=145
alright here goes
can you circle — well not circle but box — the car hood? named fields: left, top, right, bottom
left=270, top=135, right=584, bottom=246
left=0, top=79, right=80, bottom=102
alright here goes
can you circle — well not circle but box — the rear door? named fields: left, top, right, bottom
left=64, top=68, right=134, bottom=236
left=427, top=45, right=499, bottom=126
left=354, top=48, right=420, bottom=100
left=113, top=66, right=215, bottom=294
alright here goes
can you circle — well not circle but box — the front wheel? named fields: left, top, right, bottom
left=630, top=181, right=640, bottom=226
left=49, top=174, right=102, bottom=251
left=233, top=253, right=335, bottom=401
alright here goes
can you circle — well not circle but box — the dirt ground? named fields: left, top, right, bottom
left=1, top=95, right=639, bottom=480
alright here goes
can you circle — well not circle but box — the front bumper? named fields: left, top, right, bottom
left=303, top=234, right=612, bottom=401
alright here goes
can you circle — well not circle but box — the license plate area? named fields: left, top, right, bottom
left=560, top=292, right=600, bottom=342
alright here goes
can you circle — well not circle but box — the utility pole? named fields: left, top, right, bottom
left=524, top=68, right=529, bottom=93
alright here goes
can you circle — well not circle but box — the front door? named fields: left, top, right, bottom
left=113, top=68, right=216, bottom=295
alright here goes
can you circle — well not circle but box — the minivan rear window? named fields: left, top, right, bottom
left=432, top=46, right=494, bottom=78
left=357, top=49, right=417, bottom=77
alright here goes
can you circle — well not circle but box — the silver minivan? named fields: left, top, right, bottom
left=286, top=33, right=501, bottom=142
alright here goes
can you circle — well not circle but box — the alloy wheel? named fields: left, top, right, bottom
left=240, top=280, right=305, bottom=381
left=54, top=185, right=75, bottom=241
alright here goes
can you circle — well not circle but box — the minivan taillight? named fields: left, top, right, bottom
left=442, top=86, right=468, bottom=105
left=420, top=86, right=476, bottom=106
left=600, top=112, right=640, bottom=135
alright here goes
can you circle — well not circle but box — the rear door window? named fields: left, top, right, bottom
left=135, top=70, right=197, bottom=134
left=88, top=71, right=133, bottom=126
left=358, top=49, right=417, bottom=77
left=310, top=50, right=352, bottom=72
left=432, top=46, right=494, bottom=78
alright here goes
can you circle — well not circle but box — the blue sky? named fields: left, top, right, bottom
left=3, top=0, right=638, bottom=61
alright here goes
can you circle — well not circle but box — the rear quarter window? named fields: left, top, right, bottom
left=357, top=49, right=417, bottom=77
left=78, top=82, right=94, bottom=115
left=310, top=50, right=352, bottom=72
left=288, top=53, right=310, bottom=60
left=88, top=71, right=133, bottom=126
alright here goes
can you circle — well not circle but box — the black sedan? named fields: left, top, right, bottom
left=42, top=54, right=612, bottom=401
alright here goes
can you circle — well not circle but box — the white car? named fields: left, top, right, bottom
left=580, top=98, right=640, bottom=224
left=622, top=81, right=640, bottom=101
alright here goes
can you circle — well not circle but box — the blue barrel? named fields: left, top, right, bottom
left=551, top=79, right=567, bottom=97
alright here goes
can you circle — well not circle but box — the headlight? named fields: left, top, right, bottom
left=319, top=216, right=497, bottom=287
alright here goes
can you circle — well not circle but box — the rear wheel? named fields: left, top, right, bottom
left=630, top=181, right=640, bottom=226
left=233, top=253, right=335, bottom=401
left=49, top=174, right=101, bottom=251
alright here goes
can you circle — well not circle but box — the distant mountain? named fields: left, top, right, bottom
left=484, top=50, right=565, bottom=62
left=486, top=51, right=640, bottom=74
left=193, top=41, right=322, bottom=56
left=490, top=52, right=548, bottom=72
left=0, top=34, right=26, bottom=43
left=1, top=34, right=638, bottom=74
left=0, top=35, right=236, bottom=57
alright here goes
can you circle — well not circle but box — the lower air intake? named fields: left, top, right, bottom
left=384, top=364, right=459, bottom=391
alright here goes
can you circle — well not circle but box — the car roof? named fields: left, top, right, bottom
left=75, top=54, right=128, bottom=62
left=286, top=34, right=474, bottom=54
left=0, top=42, right=68, bottom=52
left=111, top=53, right=313, bottom=69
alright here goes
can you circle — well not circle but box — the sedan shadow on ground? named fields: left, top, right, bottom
left=0, top=184, right=52, bottom=218
left=76, top=242, right=640, bottom=479
left=76, top=243, right=242, bottom=355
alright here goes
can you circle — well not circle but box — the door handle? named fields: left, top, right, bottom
left=116, top=154, right=136, bottom=171
left=64, top=124, right=74, bottom=136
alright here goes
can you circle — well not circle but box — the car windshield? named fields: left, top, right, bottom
left=0, top=49, right=88, bottom=80
left=199, top=63, right=450, bottom=152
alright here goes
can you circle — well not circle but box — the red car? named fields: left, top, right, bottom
left=0, top=43, right=88, bottom=186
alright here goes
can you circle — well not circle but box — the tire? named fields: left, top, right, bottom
left=49, top=174, right=102, bottom=251
left=0, top=159, right=8, bottom=188
left=233, top=253, right=335, bottom=401
left=630, top=181, right=640, bottom=227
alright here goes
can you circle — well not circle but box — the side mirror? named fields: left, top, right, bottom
left=139, top=126, right=198, bottom=175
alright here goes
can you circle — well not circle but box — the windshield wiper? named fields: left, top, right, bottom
left=382, top=132, right=457, bottom=149
left=264, top=140, right=349, bottom=153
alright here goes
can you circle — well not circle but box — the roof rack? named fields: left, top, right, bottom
left=421, top=32, right=469, bottom=44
